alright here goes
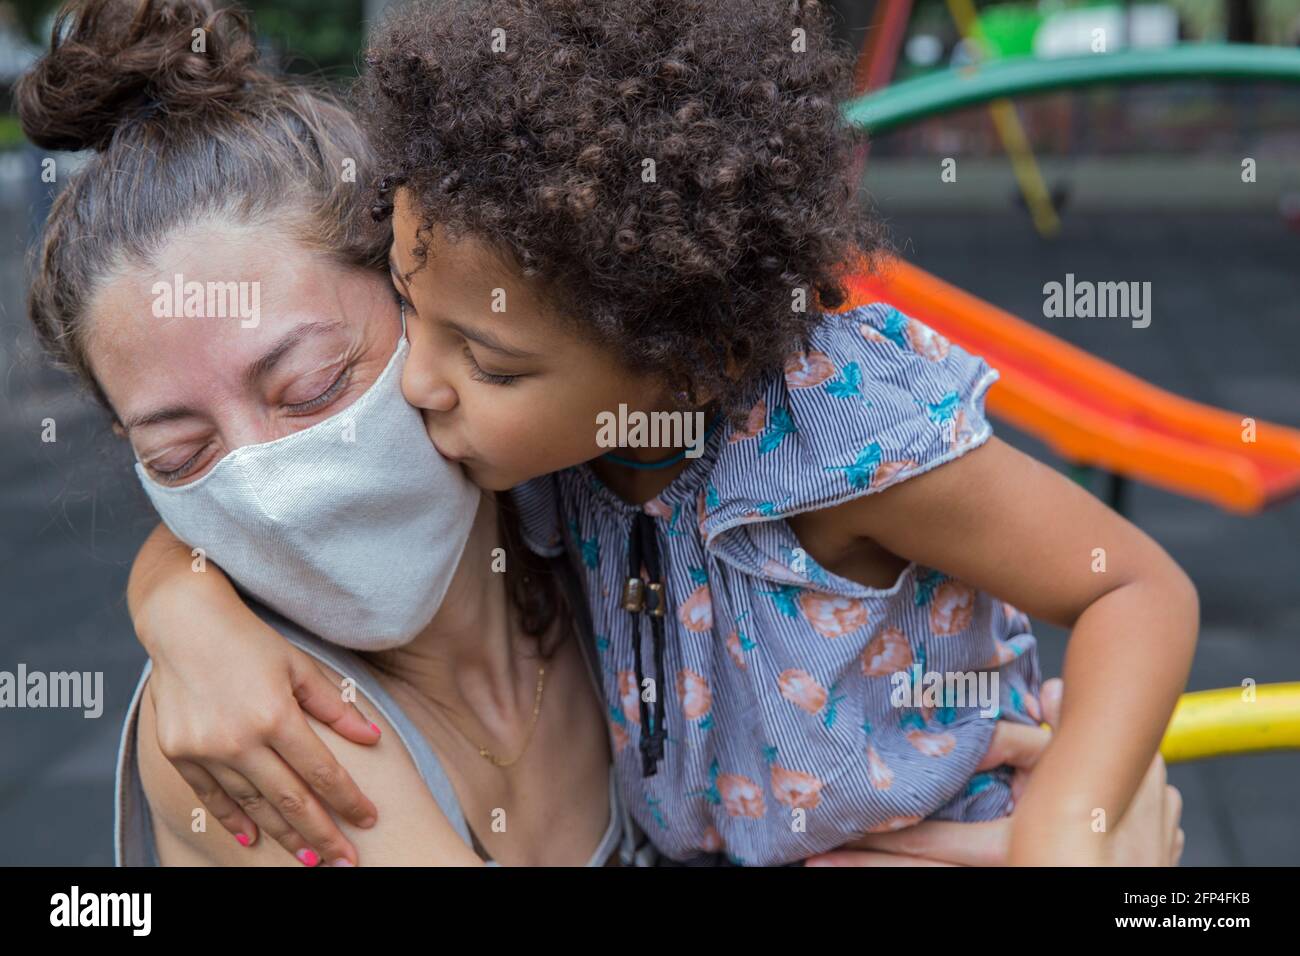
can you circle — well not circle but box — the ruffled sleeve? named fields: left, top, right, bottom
left=508, top=474, right=566, bottom=557
left=699, top=302, right=999, bottom=553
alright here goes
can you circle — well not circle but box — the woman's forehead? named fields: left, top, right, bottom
left=87, top=245, right=386, bottom=412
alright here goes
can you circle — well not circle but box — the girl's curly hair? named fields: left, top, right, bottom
left=359, top=0, right=889, bottom=416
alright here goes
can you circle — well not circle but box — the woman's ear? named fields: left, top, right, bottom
left=110, top=420, right=127, bottom=440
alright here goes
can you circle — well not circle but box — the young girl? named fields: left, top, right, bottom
left=128, top=0, right=1198, bottom=865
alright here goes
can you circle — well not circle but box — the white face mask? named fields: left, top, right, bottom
left=134, top=312, right=480, bottom=650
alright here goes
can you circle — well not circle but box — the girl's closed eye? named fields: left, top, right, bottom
left=390, top=281, right=523, bottom=385
left=461, top=344, right=520, bottom=386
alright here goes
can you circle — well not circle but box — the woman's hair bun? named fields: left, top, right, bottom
left=16, top=0, right=263, bottom=153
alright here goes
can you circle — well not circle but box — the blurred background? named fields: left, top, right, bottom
left=1, top=0, right=1297, bottom=865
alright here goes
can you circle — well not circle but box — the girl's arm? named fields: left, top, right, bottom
left=127, top=523, right=383, bottom=866
left=789, top=437, right=1199, bottom=865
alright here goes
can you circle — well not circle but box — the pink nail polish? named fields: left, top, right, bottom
left=370, top=722, right=382, bottom=737
left=296, top=848, right=320, bottom=867
left=332, top=858, right=355, bottom=867
left=235, top=833, right=251, bottom=847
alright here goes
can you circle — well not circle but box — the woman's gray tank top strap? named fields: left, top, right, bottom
left=116, top=592, right=647, bottom=866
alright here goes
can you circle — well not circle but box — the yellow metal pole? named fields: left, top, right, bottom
left=945, top=0, right=1061, bottom=237
left=1036, top=683, right=1300, bottom=762
left=1160, top=683, right=1300, bottom=763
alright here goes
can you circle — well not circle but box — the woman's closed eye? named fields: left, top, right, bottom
left=145, top=365, right=356, bottom=483
left=283, top=364, right=353, bottom=414
left=147, top=445, right=210, bottom=484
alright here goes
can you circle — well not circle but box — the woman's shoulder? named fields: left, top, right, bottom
left=132, top=658, right=481, bottom=866
left=134, top=674, right=347, bottom=867
left=698, top=303, right=999, bottom=545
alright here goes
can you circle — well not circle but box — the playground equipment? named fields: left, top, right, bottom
left=838, top=43, right=1300, bottom=514
left=839, top=259, right=1300, bottom=514
left=837, top=40, right=1300, bottom=759
left=943, top=0, right=1061, bottom=237
left=1161, top=683, right=1300, bottom=763
left=843, top=44, right=1300, bottom=135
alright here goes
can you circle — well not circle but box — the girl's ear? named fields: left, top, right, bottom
left=670, top=377, right=710, bottom=410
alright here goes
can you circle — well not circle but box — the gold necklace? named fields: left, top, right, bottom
left=377, top=616, right=551, bottom=769
left=455, top=664, right=547, bottom=768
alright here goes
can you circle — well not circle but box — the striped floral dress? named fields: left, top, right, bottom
left=513, top=302, right=1043, bottom=866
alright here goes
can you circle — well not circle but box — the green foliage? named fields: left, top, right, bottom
left=0, top=113, right=25, bottom=148
left=244, top=0, right=366, bottom=78
left=9, top=0, right=54, bottom=43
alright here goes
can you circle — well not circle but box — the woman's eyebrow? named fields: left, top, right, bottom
left=241, top=320, right=345, bottom=389
left=122, top=321, right=345, bottom=432
left=122, top=404, right=198, bottom=432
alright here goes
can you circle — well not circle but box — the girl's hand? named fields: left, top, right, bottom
left=129, top=522, right=382, bottom=866
left=804, top=679, right=1185, bottom=867
left=142, top=589, right=383, bottom=866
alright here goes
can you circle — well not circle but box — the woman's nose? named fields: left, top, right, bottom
left=401, top=343, right=458, bottom=413
left=224, top=413, right=282, bottom=453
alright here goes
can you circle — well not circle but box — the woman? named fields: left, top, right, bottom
left=19, top=0, right=1182, bottom=867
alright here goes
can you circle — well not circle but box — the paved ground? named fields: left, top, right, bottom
left=1, top=190, right=1297, bottom=864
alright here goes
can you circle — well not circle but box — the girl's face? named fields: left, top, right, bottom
left=90, top=224, right=402, bottom=486
left=390, top=189, right=672, bottom=491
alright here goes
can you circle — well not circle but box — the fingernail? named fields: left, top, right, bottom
left=296, top=848, right=320, bottom=867
left=804, top=858, right=832, bottom=867
left=370, top=722, right=382, bottom=738
left=235, top=833, right=251, bottom=847
left=359, top=815, right=378, bottom=829
left=331, top=858, right=355, bottom=867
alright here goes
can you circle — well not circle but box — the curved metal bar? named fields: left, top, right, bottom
left=1162, top=683, right=1300, bottom=763
left=843, top=44, right=1300, bottom=134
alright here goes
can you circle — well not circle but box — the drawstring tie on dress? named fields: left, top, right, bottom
left=624, top=510, right=668, bottom=777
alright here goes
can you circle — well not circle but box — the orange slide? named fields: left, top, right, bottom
left=833, top=258, right=1300, bottom=514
